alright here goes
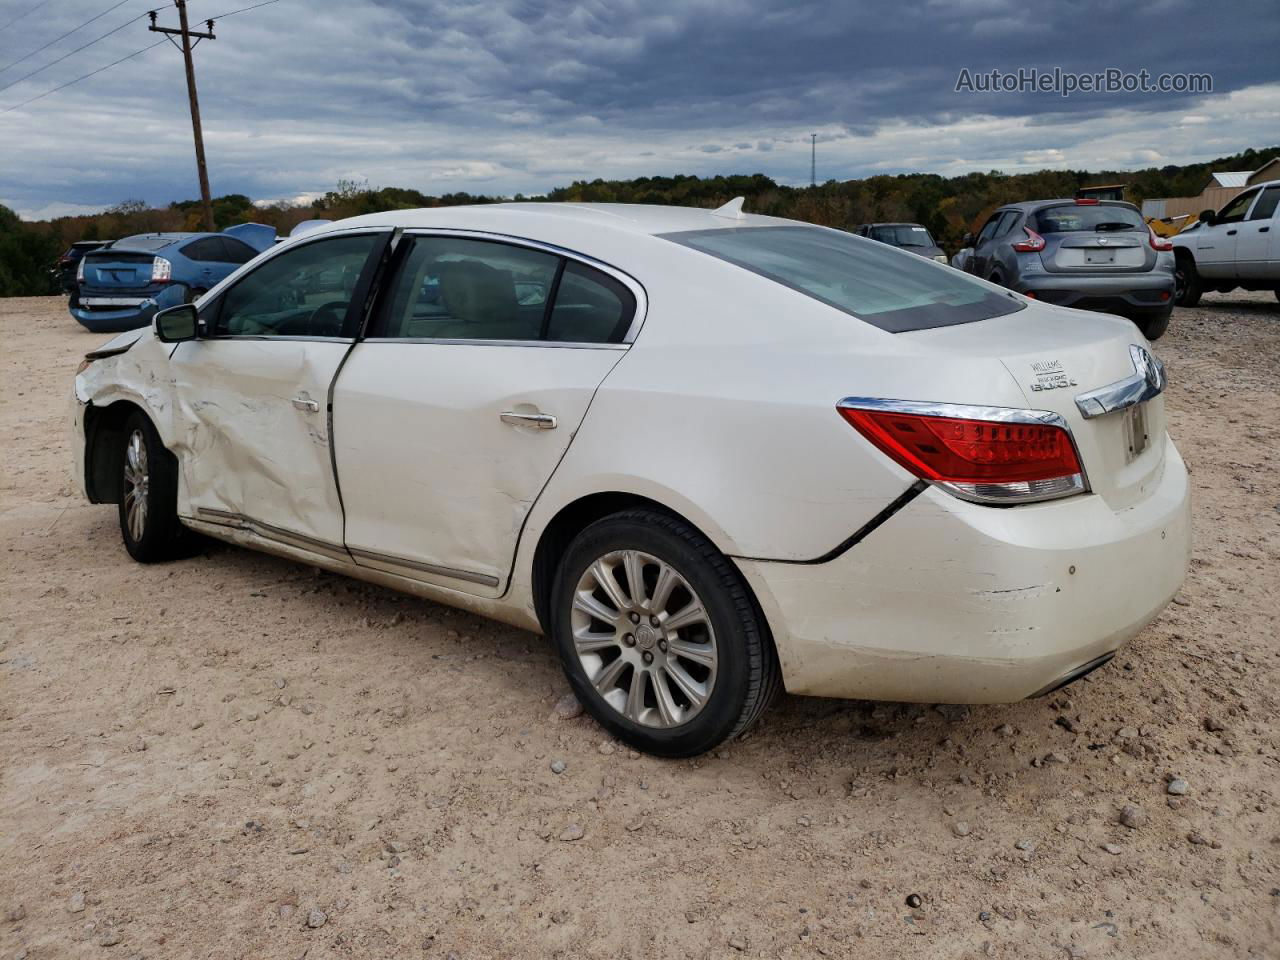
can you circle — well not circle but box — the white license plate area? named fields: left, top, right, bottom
left=1122, top=402, right=1149, bottom=462
left=80, top=297, right=146, bottom=307
left=1085, top=249, right=1116, bottom=264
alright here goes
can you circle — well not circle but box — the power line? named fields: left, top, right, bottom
left=205, top=0, right=277, bottom=19
left=0, top=7, right=153, bottom=94
left=0, top=0, right=56, bottom=33
left=0, top=0, right=275, bottom=114
left=0, top=0, right=135, bottom=74
left=0, top=36, right=164, bottom=112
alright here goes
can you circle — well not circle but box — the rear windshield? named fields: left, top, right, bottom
left=1033, top=204, right=1145, bottom=233
left=111, top=235, right=178, bottom=252
left=870, top=224, right=935, bottom=247
left=662, top=225, right=1022, bottom=333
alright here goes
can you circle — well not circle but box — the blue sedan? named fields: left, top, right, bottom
left=71, top=228, right=272, bottom=332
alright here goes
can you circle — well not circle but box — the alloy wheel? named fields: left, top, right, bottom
left=122, top=429, right=149, bottom=542
left=570, top=550, right=718, bottom=728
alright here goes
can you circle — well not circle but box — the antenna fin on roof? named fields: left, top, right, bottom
left=712, top=196, right=746, bottom=220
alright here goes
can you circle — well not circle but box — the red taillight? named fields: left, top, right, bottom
left=151, top=257, right=172, bottom=283
left=1075, top=197, right=1100, bottom=205
left=837, top=401, right=1087, bottom=504
left=1148, top=227, right=1173, bottom=252
left=1010, top=226, right=1046, bottom=253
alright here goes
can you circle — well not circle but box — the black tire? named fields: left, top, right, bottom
left=1132, top=312, right=1170, bottom=341
left=987, top=271, right=1004, bottom=287
left=1174, top=255, right=1202, bottom=307
left=184, top=286, right=207, bottom=305
left=550, top=509, right=781, bottom=757
left=118, top=411, right=190, bottom=563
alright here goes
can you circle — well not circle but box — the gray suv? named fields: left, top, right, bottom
left=958, top=199, right=1175, bottom=340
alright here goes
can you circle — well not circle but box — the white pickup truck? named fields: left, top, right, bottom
left=1172, top=179, right=1280, bottom=305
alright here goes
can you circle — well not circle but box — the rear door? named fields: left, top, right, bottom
left=1236, top=185, right=1280, bottom=279
left=332, top=232, right=642, bottom=596
left=1195, top=188, right=1259, bottom=278
left=170, top=230, right=390, bottom=557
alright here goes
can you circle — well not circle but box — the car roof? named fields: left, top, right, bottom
left=865, top=222, right=927, bottom=228
left=1000, top=199, right=1140, bottom=213
left=321, top=202, right=797, bottom=239
left=116, top=232, right=209, bottom=246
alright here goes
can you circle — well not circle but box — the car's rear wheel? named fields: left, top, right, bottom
left=184, top=286, right=207, bottom=305
left=1174, top=255, right=1202, bottom=307
left=550, top=509, right=780, bottom=757
left=119, top=411, right=190, bottom=563
left=1131, top=312, right=1170, bottom=341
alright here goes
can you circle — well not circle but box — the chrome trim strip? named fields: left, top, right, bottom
left=1075, top=345, right=1166, bottom=419
left=205, top=336, right=357, bottom=343
left=193, top=508, right=349, bottom=561
left=347, top=546, right=500, bottom=588
left=361, top=336, right=628, bottom=350
left=837, top=397, right=1069, bottom=429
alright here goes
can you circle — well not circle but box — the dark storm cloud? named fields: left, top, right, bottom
left=1, top=0, right=1277, bottom=217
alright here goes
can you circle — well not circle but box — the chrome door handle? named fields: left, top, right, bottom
left=291, top=397, right=320, bottom=413
left=500, top=411, right=557, bottom=430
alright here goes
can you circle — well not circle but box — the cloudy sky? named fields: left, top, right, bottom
left=1, top=0, right=1278, bottom=219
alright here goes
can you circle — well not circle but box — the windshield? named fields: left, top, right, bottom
left=1033, top=204, right=1145, bottom=233
left=869, top=225, right=935, bottom=247
left=663, top=225, right=1023, bottom=333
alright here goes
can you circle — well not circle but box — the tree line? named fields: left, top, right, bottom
left=2, top=145, right=1276, bottom=297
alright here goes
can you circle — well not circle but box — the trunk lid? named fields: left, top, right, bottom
left=907, top=305, right=1167, bottom=511
left=1041, top=231, right=1154, bottom=273
left=80, top=251, right=158, bottom=290
left=1033, top=201, right=1156, bottom=275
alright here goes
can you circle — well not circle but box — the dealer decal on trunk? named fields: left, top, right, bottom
left=1028, top=359, right=1078, bottom=393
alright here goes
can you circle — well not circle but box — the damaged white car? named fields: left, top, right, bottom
left=72, top=201, right=1191, bottom=756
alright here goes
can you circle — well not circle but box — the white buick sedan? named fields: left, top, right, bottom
left=73, top=201, right=1191, bottom=756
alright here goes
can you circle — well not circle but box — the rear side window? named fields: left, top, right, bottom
left=181, top=237, right=225, bottom=261
left=221, top=237, right=258, bottom=264
left=545, top=262, right=635, bottom=343
left=1033, top=204, right=1145, bottom=233
left=663, top=225, right=1022, bottom=333
left=1248, top=186, right=1280, bottom=221
left=374, top=236, right=635, bottom=344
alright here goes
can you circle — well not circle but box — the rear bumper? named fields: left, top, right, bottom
left=70, top=284, right=184, bottom=333
left=1016, top=271, right=1175, bottom=316
left=737, top=441, right=1191, bottom=703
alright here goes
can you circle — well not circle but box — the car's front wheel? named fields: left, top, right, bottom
left=119, top=411, right=190, bottom=563
left=550, top=509, right=780, bottom=757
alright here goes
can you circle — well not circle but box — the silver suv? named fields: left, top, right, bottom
left=957, top=199, right=1175, bottom=340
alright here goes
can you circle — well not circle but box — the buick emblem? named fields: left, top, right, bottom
left=1097, top=238, right=1109, bottom=245
left=1130, top=344, right=1163, bottom=390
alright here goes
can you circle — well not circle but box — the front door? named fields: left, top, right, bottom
left=1196, top=188, right=1258, bottom=279
left=170, top=230, right=390, bottom=558
left=332, top=232, right=642, bottom=596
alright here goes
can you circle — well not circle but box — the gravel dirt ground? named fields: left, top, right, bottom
left=1, top=292, right=1278, bottom=960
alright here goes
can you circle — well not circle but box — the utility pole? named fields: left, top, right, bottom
left=810, top=133, right=817, bottom=188
left=150, top=2, right=217, bottom=232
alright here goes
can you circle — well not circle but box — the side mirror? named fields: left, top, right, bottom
left=960, top=232, right=975, bottom=248
left=155, top=303, right=199, bottom=343
left=1198, top=209, right=1217, bottom=226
